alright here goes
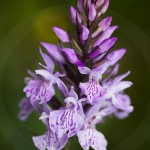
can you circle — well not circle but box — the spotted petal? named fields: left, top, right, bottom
left=24, top=79, right=55, bottom=104
left=79, top=82, right=106, bottom=104
left=77, top=129, right=107, bottom=150
left=32, top=130, right=68, bottom=150
left=50, top=98, right=84, bottom=138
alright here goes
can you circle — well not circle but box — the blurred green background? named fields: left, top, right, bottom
left=0, top=0, right=150, bottom=149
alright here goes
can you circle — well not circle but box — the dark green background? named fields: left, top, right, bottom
left=0, top=0, right=150, bottom=149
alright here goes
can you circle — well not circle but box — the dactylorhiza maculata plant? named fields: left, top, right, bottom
left=18, top=0, right=134, bottom=149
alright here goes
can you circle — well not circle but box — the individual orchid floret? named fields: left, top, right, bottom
left=62, top=48, right=84, bottom=66
left=77, top=0, right=84, bottom=12
left=93, top=26, right=118, bottom=47
left=70, top=6, right=82, bottom=24
left=78, top=55, right=114, bottom=104
left=80, top=25, right=89, bottom=43
left=40, top=42, right=66, bottom=64
left=89, top=37, right=117, bottom=58
left=98, top=0, right=110, bottom=17
left=23, top=49, right=65, bottom=104
left=50, top=87, right=85, bottom=138
left=32, top=108, right=68, bottom=150
left=103, top=71, right=133, bottom=115
left=88, top=4, right=96, bottom=22
left=52, top=26, right=70, bottom=42
left=77, top=109, right=107, bottom=150
left=92, top=16, right=112, bottom=38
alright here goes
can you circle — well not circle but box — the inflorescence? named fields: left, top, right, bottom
left=18, top=0, right=133, bottom=149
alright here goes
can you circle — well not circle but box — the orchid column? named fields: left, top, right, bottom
left=18, top=0, right=133, bottom=150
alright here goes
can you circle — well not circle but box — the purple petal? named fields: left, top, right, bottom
left=88, top=4, right=96, bottom=21
left=100, top=106, right=117, bottom=116
left=67, top=111, right=84, bottom=137
left=35, top=69, right=54, bottom=81
left=40, top=42, right=66, bottom=64
left=90, top=130, right=107, bottom=150
left=50, top=106, right=84, bottom=138
left=32, top=133, right=47, bottom=150
left=52, top=26, right=69, bottom=42
left=89, top=37, right=117, bottom=58
left=79, top=81, right=106, bottom=105
left=112, top=94, right=132, bottom=110
left=113, top=71, right=130, bottom=85
left=114, top=111, right=130, bottom=119
left=49, top=109, right=65, bottom=133
left=98, top=0, right=110, bottom=16
left=77, top=129, right=107, bottom=150
left=98, top=16, right=112, bottom=30
left=92, top=16, right=112, bottom=38
left=80, top=25, right=89, bottom=41
left=68, top=86, right=78, bottom=100
left=93, top=26, right=118, bottom=46
left=94, top=52, right=115, bottom=74
left=96, top=0, right=105, bottom=7
left=113, top=81, right=133, bottom=93
left=55, top=77, right=68, bottom=97
left=39, top=84, right=55, bottom=104
left=102, top=64, right=119, bottom=84
left=70, top=6, right=82, bottom=24
left=24, top=78, right=55, bottom=104
left=32, top=130, right=68, bottom=150
left=78, top=66, right=91, bottom=74
left=23, top=80, right=42, bottom=98
left=18, top=97, right=33, bottom=121
left=106, top=48, right=126, bottom=66
left=77, top=0, right=84, bottom=12
left=39, top=48, right=54, bottom=72
left=62, top=48, right=84, bottom=66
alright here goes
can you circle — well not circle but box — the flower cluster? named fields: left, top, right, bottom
left=18, top=0, right=133, bottom=150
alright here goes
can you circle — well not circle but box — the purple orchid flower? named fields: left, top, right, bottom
left=23, top=48, right=65, bottom=104
left=77, top=108, right=107, bottom=150
left=78, top=54, right=114, bottom=104
left=102, top=71, right=133, bottom=117
left=32, top=105, right=68, bottom=150
left=49, top=86, right=86, bottom=138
